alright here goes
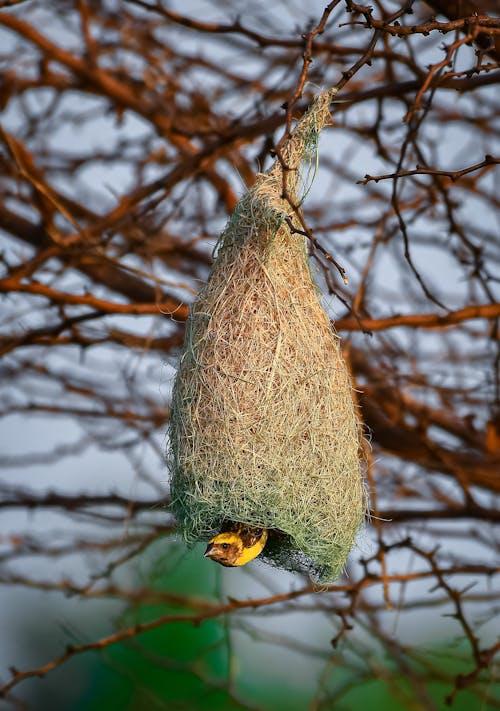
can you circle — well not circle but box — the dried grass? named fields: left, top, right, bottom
left=169, top=90, right=366, bottom=581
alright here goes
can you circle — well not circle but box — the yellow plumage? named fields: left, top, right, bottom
left=204, top=526, right=268, bottom=567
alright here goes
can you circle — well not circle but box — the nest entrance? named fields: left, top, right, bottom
left=169, top=90, right=366, bottom=582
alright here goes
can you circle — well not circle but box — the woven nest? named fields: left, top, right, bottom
left=169, top=90, right=366, bottom=582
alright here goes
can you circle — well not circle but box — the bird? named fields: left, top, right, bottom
left=204, top=524, right=268, bottom=567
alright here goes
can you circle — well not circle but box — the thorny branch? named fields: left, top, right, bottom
left=0, top=0, right=499, bottom=707
left=358, top=155, right=500, bottom=184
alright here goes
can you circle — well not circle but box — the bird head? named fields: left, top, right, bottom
left=204, top=528, right=268, bottom=567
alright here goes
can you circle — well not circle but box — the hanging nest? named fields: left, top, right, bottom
left=169, top=89, right=366, bottom=582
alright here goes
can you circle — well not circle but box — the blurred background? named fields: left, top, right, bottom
left=0, top=0, right=499, bottom=709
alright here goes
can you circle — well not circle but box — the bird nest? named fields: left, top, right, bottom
left=169, top=90, right=366, bottom=582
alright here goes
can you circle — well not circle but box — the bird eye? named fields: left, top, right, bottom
left=222, top=543, right=229, bottom=550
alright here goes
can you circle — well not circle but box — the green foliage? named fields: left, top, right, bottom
left=73, top=542, right=240, bottom=711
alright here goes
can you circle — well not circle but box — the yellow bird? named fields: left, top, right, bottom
left=204, top=524, right=268, bottom=567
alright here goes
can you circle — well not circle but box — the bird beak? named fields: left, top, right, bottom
left=204, top=542, right=215, bottom=558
